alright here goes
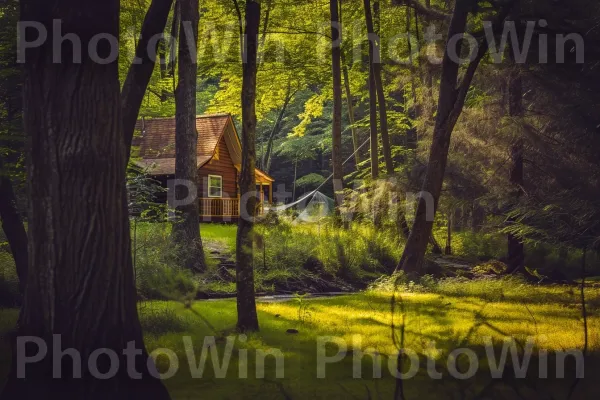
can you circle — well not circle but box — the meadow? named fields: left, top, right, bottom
left=1, top=277, right=598, bottom=399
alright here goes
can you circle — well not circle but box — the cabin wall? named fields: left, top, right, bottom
left=197, top=136, right=238, bottom=198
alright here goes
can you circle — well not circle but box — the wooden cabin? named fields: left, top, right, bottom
left=133, top=114, right=274, bottom=221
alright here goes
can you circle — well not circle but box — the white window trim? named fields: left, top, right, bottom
left=207, top=174, right=223, bottom=198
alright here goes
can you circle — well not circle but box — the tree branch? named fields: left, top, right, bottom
left=121, top=0, right=174, bottom=161
left=392, top=0, right=451, bottom=21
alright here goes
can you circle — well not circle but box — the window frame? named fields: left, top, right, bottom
left=207, top=174, right=223, bottom=198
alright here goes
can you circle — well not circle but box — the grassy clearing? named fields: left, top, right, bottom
left=1, top=279, right=598, bottom=399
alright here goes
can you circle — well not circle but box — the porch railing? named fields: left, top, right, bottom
left=198, top=198, right=267, bottom=218
left=199, top=198, right=240, bottom=217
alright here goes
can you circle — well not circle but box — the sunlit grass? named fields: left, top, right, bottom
left=2, top=281, right=598, bottom=398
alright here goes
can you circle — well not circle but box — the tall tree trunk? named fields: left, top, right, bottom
left=262, top=85, right=293, bottom=173
left=405, top=4, right=419, bottom=149
left=121, top=0, right=174, bottom=160
left=506, top=65, right=525, bottom=273
left=173, top=0, right=205, bottom=271
left=364, top=0, right=394, bottom=175
left=0, top=155, right=28, bottom=295
left=2, top=1, right=171, bottom=398
left=368, top=63, right=379, bottom=179
left=330, top=0, right=344, bottom=207
left=342, top=63, right=361, bottom=168
left=167, top=0, right=181, bottom=77
left=236, top=0, right=261, bottom=332
left=395, top=1, right=514, bottom=274
left=339, top=1, right=360, bottom=168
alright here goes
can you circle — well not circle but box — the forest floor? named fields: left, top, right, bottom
left=1, top=281, right=599, bottom=399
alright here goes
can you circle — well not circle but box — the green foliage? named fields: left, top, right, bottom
left=472, top=260, right=509, bottom=276
left=0, top=251, right=19, bottom=307
left=295, top=173, right=326, bottom=190
left=133, top=223, right=199, bottom=302
left=138, top=302, right=191, bottom=336
left=250, top=218, right=403, bottom=291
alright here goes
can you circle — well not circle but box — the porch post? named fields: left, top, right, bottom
left=269, top=183, right=273, bottom=203
left=259, top=183, right=264, bottom=214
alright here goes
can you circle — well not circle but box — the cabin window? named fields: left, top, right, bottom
left=208, top=175, right=223, bottom=198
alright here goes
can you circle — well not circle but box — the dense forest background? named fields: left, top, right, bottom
left=2, top=0, right=600, bottom=278
left=1, top=0, right=600, bottom=398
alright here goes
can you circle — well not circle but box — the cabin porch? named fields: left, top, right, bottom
left=198, top=178, right=273, bottom=220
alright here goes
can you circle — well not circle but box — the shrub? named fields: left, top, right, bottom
left=251, top=218, right=403, bottom=290
left=473, top=260, right=508, bottom=276
left=0, top=252, right=20, bottom=307
left=133, top=223, right=199, bottom=302
left=138, top=304, right=189, bottom=336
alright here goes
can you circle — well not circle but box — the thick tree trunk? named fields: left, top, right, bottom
left=364, top=0, right=394, bottom=175
left=262, top=86, right=292, bottom=173
left=236, top=0, right=261, bottom=332
left=2, top=1, right=171, bottom=398
left=0, top=155, right=28, bottom=294
left=121, top=0, right=174, bottom=160
left=506, top=66, right=525, bottom=273
left=172, top=0, right=205, bottom=271
left=330, top=0, right=344, bottom=207
left=395, top=1, right=513, bottom=274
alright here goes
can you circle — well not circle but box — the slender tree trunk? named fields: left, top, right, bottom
left=262, top=85, right=293, bottom=173
left=330, top=0, right=344, bottom=208
left=1, top=1, right=171, bottom=398
left=368, top=64, right=379, bottom=179
left=0, top=155, right=28, bottom=294
left=405, top=5, right=419, bottom=149
left=506, top=65, right=525, bottom=273
left=364, top=0, right=393, bottom=175
left=339, top=1, right=360, bottom=168
left=292, top=159, right=297, bottom=201
left=173, top=0, right=205, bottom=271
left=342, top=63, right=360, bottom=168
left=395, top=1, right=514, bottom=274
left=445, top=211, right=453, bottom=255
left=167, top=0, right=181, bottom=77
left=121, top=0, right=174, bottom=160
left=236, top=0, right=261, bottom=332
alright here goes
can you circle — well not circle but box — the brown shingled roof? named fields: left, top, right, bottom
left=134, top=114, right=230, bottom=176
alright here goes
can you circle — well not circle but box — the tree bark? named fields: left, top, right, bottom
left=506, top=65, right=525, bottom=273
left=365, top=0, right=394, bottom=175
left=395, top=1, right=515, bottom=274
left=1, top=1, right=171, bottom=398
left=172, top=0, right=205, bottom=272
left=236, top=0, right=261, bottom=332
left=330, top=0, right=344, bottom=208
left=368, top=63, right=379, bottom=179
left=0, top=155, right=28, bottom=294
left=339, top=1, right=360, bottom=169
left=342, top=63, right=360, bottom=168
left=167, top=0, right=181, bottom=77
left=121, top=0, right=174, bottom=161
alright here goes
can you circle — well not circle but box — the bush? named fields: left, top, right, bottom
left=133, top=223, right=199, bottom=302
left=138, top=304, right=189, bottom=336
left=250, top=218, right=403, bottom=291
left=473, top=260, right=508, bottom=276
left=0, top=251, right=20, bottom=307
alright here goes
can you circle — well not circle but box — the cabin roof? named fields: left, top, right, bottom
left=134, top=114, right=230, bottom=174
left=133, top=114, right=274, bottom=183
